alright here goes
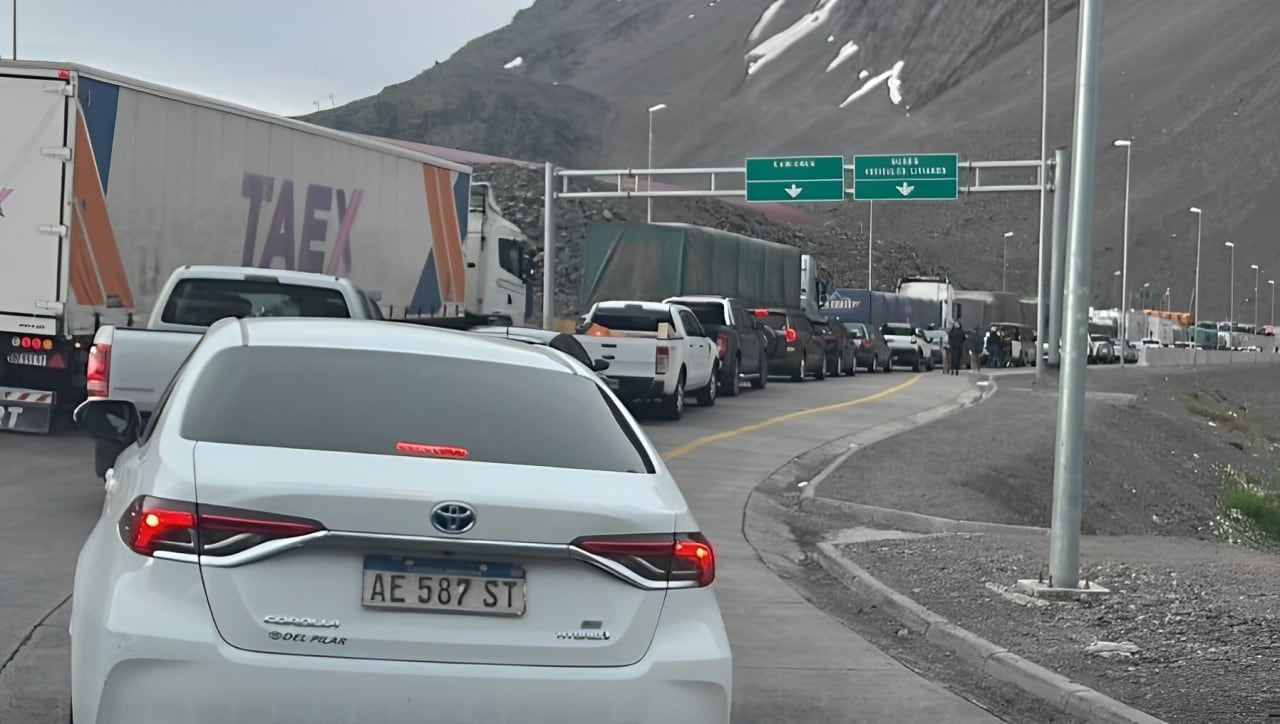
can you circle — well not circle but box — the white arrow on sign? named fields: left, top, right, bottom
left=785, top=184, right=803, bottom=198
left=896, top=182, right=915, bottom=196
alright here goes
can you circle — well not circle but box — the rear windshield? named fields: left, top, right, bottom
left=161, top=278, right=350, bottom=326
left=844, top=324, right=865, bottom=338
left=760, top=313, right=788, bottom=330
left=583, top=308, right=672, bottom=334
left=680, top=303, right=726, bottom=327
left=883, top=324, right=914, bottom=336
left=180, top=346, right=654, bottom=473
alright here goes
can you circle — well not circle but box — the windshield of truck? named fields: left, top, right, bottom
left=160, top=279, right=351, bottom=326
left=181, top=347, right=654, bottom=474
left=680, top=303, right=727, bottom=328
left=581, top=307, right=673, bottom=335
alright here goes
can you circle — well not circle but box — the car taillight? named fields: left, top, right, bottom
left=860, top=339, right=870, bottom=349
left=655, top=345, right=670, bottom=375
left=716, top=332, right=728, bottom=358
left=13, top=335, right=54, bottom=351
left=785, top=327, right=798, bottom=344
left=86, top=342, right=111, bottom=397
left=118, top=495, right=325, bottom=558
left=573, top=532, right=715, bottom=588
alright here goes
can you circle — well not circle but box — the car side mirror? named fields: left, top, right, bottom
left=592, top=358, right=611, bottom=372
left=74, top=399, right=142, bottom=447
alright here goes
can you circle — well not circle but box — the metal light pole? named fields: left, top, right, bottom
left=1113, top=139, right=1132, bottom=361
left=10, top=0, right=14, bottom=60
left=646, top=103, right=667, bottom=223
left=1251, top=264, right=1260, bottom=330
left=1034, top=0, right=1051, bottom=383
left=1002, top=231, right=1014, bottom=291
left=1190, top=207, right=1203, bottom=323
left=1270, top=279, right=1276, bottom=328
left=1112, top=269, right=1121, bottom=307
left=1049, top=0, right=1101, bottom=592
left=542, top=162, right=556, bottom=330
left=1225, top=241, right=1235, bottom=325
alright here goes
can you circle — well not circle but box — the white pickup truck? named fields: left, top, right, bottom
left=86, top=265, right=384, bottom=474
left=575, top=300, right=719, bottom=420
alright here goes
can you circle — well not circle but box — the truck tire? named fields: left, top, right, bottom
left=751, top=354, right=768, bottom=389
left=912, top=353, right=922, bottom=373
left=791, top=357, right=805, bottom=382
left=814, top=355, right=827, bottom=380
left=696, top=363, right=719, bottom=407
left=721, top=355, right=741, bottom=397
left=884, top=354, right=893, bottom=373
left=866, top=356, right=876, bottom=374
left=660, top=370, right=686, bottom=420
left=827, top=353, right=840, bottom=378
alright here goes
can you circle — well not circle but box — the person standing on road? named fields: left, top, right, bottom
left=947, top=322, right=965, bottom=376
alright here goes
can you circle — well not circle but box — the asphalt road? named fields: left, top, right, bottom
left=0, top=369, right=994, bottom=723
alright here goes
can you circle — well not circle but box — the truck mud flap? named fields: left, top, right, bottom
left=0, top=387, right=55, bottom=434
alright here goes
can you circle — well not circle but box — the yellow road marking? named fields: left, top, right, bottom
left=661, top=375, right=925, bottom=461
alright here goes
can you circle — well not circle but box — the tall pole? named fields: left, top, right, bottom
left=542, top=162, right=556, bottom=330
left=1270, top=279, right=1275, bottom=328
left=10, top=0, right=14, bottom=61
left=1252, top=264, right=1260, bottom=330
left=1034, top=0, right=1051, bottom=382
left=646, top=103, right=666, bottom=224
left=1114, top=139, right=1132, bottom=364
left=867, top=200, right=875, bottom=290
left=1190, top=207, right=1203, bottom=325
left=1226, top=242, right=1235, bottom=325
left=1002, top=231, right=1013, bottom=292
left=1048, top=147, right=1070, bottom=367
left=1050, top=0, right=1101, bottom=591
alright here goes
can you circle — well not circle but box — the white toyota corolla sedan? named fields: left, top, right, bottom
left=70, top=316, right=732, bottom=724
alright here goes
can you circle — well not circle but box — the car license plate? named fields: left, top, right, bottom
left=361, top=555, right=527, bottom=616
left=6, top=352, right=47, bottom=367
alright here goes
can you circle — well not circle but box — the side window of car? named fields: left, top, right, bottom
left=138, top=360, right=188, bottom=446
left=681, top=310, right=705, bottom=337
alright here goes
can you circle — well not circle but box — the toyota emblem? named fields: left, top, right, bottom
left=430, top=501, right=476, bottom=534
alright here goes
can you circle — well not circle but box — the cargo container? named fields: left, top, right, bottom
left=579, top=222, right=801, bottom=311
left=0, top=60, right=533, bottom=433
left=820, top=289, right=938, bottom=328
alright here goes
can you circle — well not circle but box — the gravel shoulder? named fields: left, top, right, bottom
left=778, top=365, right=1280, bottom=723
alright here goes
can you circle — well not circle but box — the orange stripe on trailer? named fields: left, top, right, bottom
left=436, top=168, right=467, bottom=305
left=421, top=166, right=452, bottom=302
left=70, top=114, right=134, bottom=309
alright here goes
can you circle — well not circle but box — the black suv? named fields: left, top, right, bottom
left=756, top=308, right=828, bottom=381
left=812, top=316, right=857, bottom=376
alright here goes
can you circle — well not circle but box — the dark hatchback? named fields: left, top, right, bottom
left=843, top=321, right=892, bottom=373
left=756, top=308, right=828, bottom=381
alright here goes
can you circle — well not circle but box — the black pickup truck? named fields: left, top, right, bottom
left=663, top=295, right=772, bottom=395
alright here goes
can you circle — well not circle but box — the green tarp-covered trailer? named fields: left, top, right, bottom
left=580, top=222, right=802, bottom=310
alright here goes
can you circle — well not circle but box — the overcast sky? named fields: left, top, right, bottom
left=5, top=0, right=535, bottom=116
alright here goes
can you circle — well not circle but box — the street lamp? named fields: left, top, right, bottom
left=1224, top=241, right=1235, bottom=325
left=1268, top=279, right=1276, bottom=330
left=1002, top=231, right=1014, bottom=292
left=1251, top=264, right=1260, bottom=330
left=1189, top=207, right=1203, bottom=324
left=1113, top=139, right=1133, bottom=359
left=646, top=103, right=667, bottom=223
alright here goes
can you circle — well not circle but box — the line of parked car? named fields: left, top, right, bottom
left=560, top=296, right=951, bottom=422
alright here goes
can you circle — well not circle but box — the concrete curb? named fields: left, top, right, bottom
left=815, top=543, right=1168, bottom=724
left=801, top=496, right=1049, bottom=536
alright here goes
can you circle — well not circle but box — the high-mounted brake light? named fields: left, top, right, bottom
left=118, top=496, right=325, bottom=558
left=785, top=327, right=798, bottom=344
left=396, top=441, right=469, bottom=459
left=715, top=332, right=728, bottom=359
left=573, top=532, right=715, bottom=588
left=58, top=69, right=72, bottom=80
left=86, top=342, right=111, bottom=397
left=655, top=345, right=670, bottom=375
left=753, top=308, right=769, bottom=317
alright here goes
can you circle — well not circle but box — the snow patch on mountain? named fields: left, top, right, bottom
left=746, top=0, right=842, bottom=76
left=839, top=60, right=906, bottom=108
left=825, top=41, right=859, bottom=72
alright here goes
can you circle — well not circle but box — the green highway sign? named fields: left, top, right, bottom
left=853, top=153, right=959, bottom=201
left=745, top=155, right=846, bottom=203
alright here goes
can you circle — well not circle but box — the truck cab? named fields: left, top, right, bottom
left=467, top=183, right=535, bottom=323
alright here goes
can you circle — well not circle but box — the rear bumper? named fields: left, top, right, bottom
left=613, top=376, right=665, bottom=402
left=0, top=385, right=55, bottom=433
left=75, top=562, right=732, bottom=724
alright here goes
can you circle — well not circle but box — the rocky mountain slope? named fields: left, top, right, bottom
left=306, top=0, right=1280, bottom=318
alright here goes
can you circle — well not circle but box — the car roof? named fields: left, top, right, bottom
left=173, top=265, right=348, bottom=285
left=470, top=326, right=560, bottom=343
left=207, top=318, right=580, bottom=375
left=593, top=300, right=682, bottom=312
left=663, top=295, right=730, bottom=303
